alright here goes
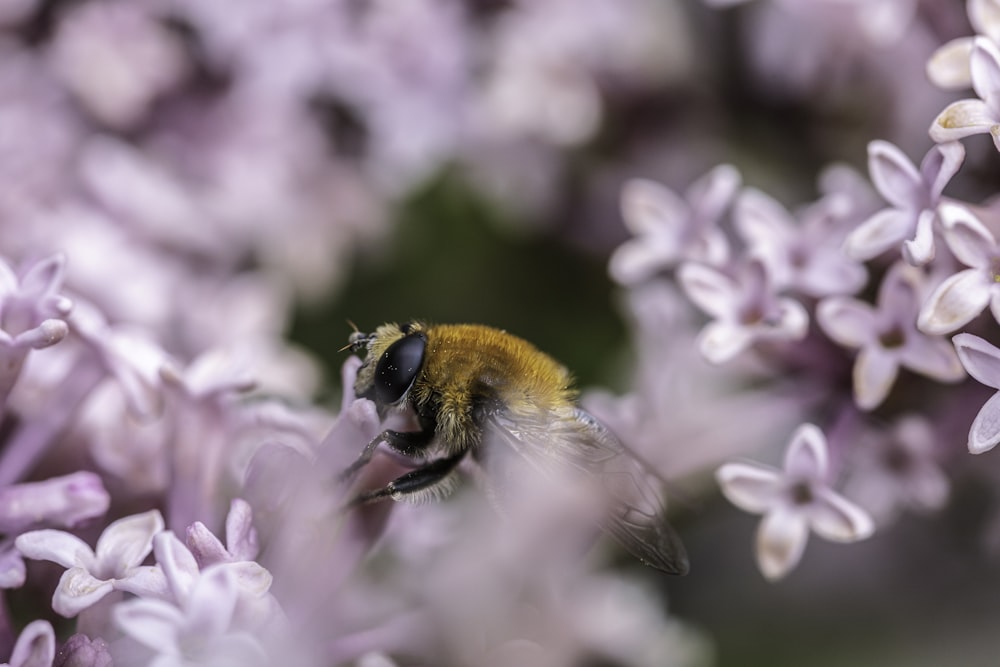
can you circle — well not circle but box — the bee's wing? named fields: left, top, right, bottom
left=484, top=407, right=689, bottom=575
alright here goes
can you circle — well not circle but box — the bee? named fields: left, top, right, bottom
left=340, top=321, right=689, bottom=575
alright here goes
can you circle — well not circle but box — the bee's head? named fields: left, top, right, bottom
left=350, top=322, right=427, bottom=411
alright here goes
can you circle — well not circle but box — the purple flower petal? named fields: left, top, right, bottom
left=224, top=499, right=259, bottom=562
left=969, top=390, right=1000, bottom=454
left=954, top=333, right=1000, bottom=389
left=7, top=620, right=55, bottom=667
left=687, top=163, right=741, bottom=223
left=807, top=487, right=875, bottom=542
left=900, top=209, right=936, bottom=266
left=816, top=297, right=876, bottom=348
left=113, top=598, right=185, bottom=654
left=853, top=346, right=900, bottom=411
left=783, top=424, right=828, bottom=479
left=867, top=140, right=922, bottom=209
left=939, top=202, right=997, bottom=267
left=186, top=565, right=240, bottom=639
left=94, top=510, right=163, bottom=575
left=677, top=263, right=736, bottom=320
left=918, top=269, right=991, bottom=335
left=898, top=335, right=965, bottom=383
left=716, top=463, right=783, bottom=513
left=15, top=530, right=94, bottom=570
left=697, top=321, right=753, bottom=364
left=53, top=567, right=114, bottom=618
left=844, top=208, right=914, bottom=260
left=755, top=509, right=809, bottom=581
left=971, top=36, right=1000, bottom=108
left=154, top=531, right=200, bottom=603
left=923, top=142, right=966, bottom=201
left=186, top=521, right=229, bottom=568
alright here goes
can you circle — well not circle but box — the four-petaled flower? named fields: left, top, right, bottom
left=843, top=140, right=964, bottom=266
left=918, top=202, right=1000, bottom=335
left=609, top=165, right=739, bottom=284
left=15, top=509, right=164, bottom=617
left=678, top=258, right=808, bottom=364
left=953, top=333, right=1000, bottom=454
left=716, top=423, right=875, bottom=581
left=930, top=37, right=1000, bottom=151
left=817, top=262, right=964, bottom=410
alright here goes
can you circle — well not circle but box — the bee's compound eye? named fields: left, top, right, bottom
left=374, top=333, right=426, bottom=405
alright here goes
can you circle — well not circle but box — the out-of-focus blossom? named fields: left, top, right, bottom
left=843, top=141, right=964, bottom=265
left=0, top=471, right=109, bottom=534
left=953, top=333, right=1000, bottom=453
left=609, top=166, right=738, bottom=284
left=844, top=415, right=949, bottom=524
left=0, top=620, right=54, bottom=667
left=930, top=37, right=1000, bottom=151
left=678, top=258, right=808, bottom=364
left=15, top=510, right=164, bottom=617
left=918, top=202, right=1000, bottom=334
left=817, top=262, right=964, bottom=410
left=52, top=635, right=112, bottom=667
left=927, top=0, right=1000, bottom=89
left=734, top=188, right=866, bottom=296
left=717, top=423, right=875, bottom=580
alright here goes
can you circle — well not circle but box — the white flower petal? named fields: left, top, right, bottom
left=7, top=620, right=55, bottom=667
left=766, top=298, right=809, bottom=341
left=114, top=598, right=185, bottom=654
left=971, top=0, right=1000, bottom=39
left=901, top=209, right=936, bottom=266
left=953, top=333, right=1000, bottom=389
left=154, top=531, right=200, bottom=603
left=15, top=530, right=94, bottom=570
left=917, top=269, right=991, bottom=335
left=930, top=99, right=999, bottom=142
left=799, top=249, right=867, bottom=298
left=716, top=463, right=783, bottom=513
left=697, top=321, right=752, bottom=364
left=0, top=546, right=25, bottom=589
left=223, top=561, right=273, bottom=597
left=867, top=140, right=922, bottom=209
left=677, top=262, right=736, bottom=319
left=53, top=567, right=115, bottom=617
left=939, top=201, right=998, bottom=267
left=843, top=208, right=914, bottom=260
left=687, top=164, right=741, bottom=221
left=187, top=565, right=239, bottom=639
left=899, top=335, right=965, bottom=382
left=926, top=38, right=973, bottom=90
left=609, top=238, right=673, bottom=285
left=783, top=424, right=828, bottom=479
left=734, top=188, right=793, bottom=245
left=620, top=178, right=687, bottom=237
left=969, top=390, right=1000, bottom=454
left=115, top=565, right=169, bottom=600
left=816, top=297, right=876, bottom=349
left=971, top=37, right=1000, bottom=107
left=808, top=488, right=875, bottom=543
left=854, top=346, right=899, bottom=411
left=923, top=142, right=965, bottom=202
left=94, top=509, right=164, bottom=574
left=756, top=510, right=809, bottom=581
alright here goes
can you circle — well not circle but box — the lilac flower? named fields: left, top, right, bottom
left=678, top=258, right=808, bottom=363
left=734, top=187, right=866, bottom=297
left=1, top=620, right=54, bottom=667
left=52, top=634, right=112, bottom=667
left=15, top=510, right=164, bottom=617
left=953, top=333, right=1000, bottom=453
left=0, top=472, right=109, bottom=534
left=918, top=202, right=1000, bottom=335
left=930, top=37, right=1000, bottom=151
left=817, top=262, right=964, bottom=410
left=843, top=140, right=964, bottom=266
left=609, top=165, right=738, bottom=284
left=844, top=415, right=949, bottom=524
left=927, top=0, right=1000, bottom=89
left=716, top=424, right=875, bottom=580
left=113, top=564, right=268, bottom=667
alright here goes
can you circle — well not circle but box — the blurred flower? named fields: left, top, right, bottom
left=918, top=202, right=1000, bottom=334
left=717, top=423, right=875, bottom=580
left=678, top=258, right=808, bottom=364
left=1, top=620, right=54, bottom=667
left=930, top=37, right=1000, bottom=151
left=843, top=140, right=964, bottom=266
left=15, top=510, right=164, bottom=617
left=927, top=0, right=1000, bottom=89
left=817, top=262, right=964, bottom=410
left=609, top=166, right=738, bottom=285
left=0, top=472, right=109, bottom=534
left=953, top=333, right=1000, bottom=453
left=52, top=634, right=112, bottom=667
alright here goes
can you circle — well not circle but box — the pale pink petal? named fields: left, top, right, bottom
left=620, top=178, right=688, bottom=237
left=687, top=163, right=741, bottom=223
left=186, top=521, right=228, bottom=568
left=843, top=208, right=914, bottom=260
left=917, top=269, right=991, bottom=335
left=783, top=424, right=828, bottom=479
left=94, top=509, right=163, bottom=574
left=715, top=463, right=783, bottom=513
left=677, top=262, right=736, bottom=319
left=938, top=201, right=997, bottom=267
left=867, top=140, right=922, bottom=209
left=853, top=346, right=900, bottom=411
left=816, top=297, right=876, bottom=348
left=807, top=488, right=875, bottom=542
left=953, top=333, right=1000, bottom=389
left=923, top=142, right=965, bottom=202
left=968, top=390, right=1000, bottom=454
left=52, top=567, right=114, bottom=617
left=901, top=209, right=936, bottom=266
left=697, top=321, right=753, bottom=363
left=926, top=38, right=973, bottom=90
left=0, top=546, right=25, bottom=588
left=971, top=37, right=1000, bottom=108
left=930, top=99, right=999, bottom=143
left=7, top=620, right=55, bottom=667
left=15, top=530, right=94, bottom=570
left=113, top=598, right=185, bottom=654
left=734, top=188, right=793, bottom=245
left=899, top=335, right=965, bottom=382
left=756, top=510, right=809, bottom=581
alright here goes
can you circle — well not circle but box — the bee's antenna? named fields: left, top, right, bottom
left=340, top=320, right=369, bottom=353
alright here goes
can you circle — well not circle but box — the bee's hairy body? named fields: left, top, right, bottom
left=343, top=320, right=689, bottom=575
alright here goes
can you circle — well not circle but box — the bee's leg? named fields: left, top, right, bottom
left=342, top=452, right=465, bottom=508
left=338, top=428, right=435, bottom=483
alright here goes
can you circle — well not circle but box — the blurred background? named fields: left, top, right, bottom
left=4, top=0, right=1000, bottom=664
